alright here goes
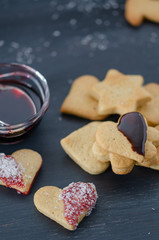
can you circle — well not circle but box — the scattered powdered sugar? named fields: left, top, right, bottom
left=80, top=32, right=109, bottom=51
left=0, top=40, right=5, bottom=47
left=58, top=116, right=62, bottom=121
left=59, top=182, right=98, bottom=228
left=95, top=18, right=103, bottom=25
left=149, top=32, right=158, bottom=43
left=0, top=153, right=25, bottom=187
left=69, top=18, right=77, bottom=26
left=52, top=30, right=61, bottom=37
left=50, top=51, right=57, bottom=57
left=10, top=41, right=20, bottom=49
left=50, top=0, right=119, bottom=14
left=16, top=47, right=34, bottom=64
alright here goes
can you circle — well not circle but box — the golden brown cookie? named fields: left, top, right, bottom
left=90, top=69, right=151, bottom=116
left=60, top=75, right=107, bottom=120
left=109, top=153, right=135, bottom=175
left=0, top=149, right=42, bottom=195
left=136, top=144, right=159, bottom=170
left=60, top=122, right=110, bottom=175
left=125, top=0, right=159, bottom=27
left=34, top=182, right=98, bottom=230
left=95, top=112, right=159, bottom=172
left=138, top=83, right=159, bottom=126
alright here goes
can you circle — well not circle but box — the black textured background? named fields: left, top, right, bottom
left=0, top=0, right=159, bottom=239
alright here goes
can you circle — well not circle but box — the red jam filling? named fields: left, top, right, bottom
left=59, top=182, right=98, bottom=227
left=0, top=154, right=24, bottom=188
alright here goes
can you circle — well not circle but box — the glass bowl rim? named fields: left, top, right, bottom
left=0, top=62, right=50, bottom=132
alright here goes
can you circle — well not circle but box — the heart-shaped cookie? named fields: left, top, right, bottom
left=34, top=182, right=98, bottom=230
left=60, top=75, right=107, bottom=120
left=0, top=149, right=42, bottom=195
left=61, top=121, right=109, bottom=175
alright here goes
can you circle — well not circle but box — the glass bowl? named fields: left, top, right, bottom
left=0, top=63, right=50, bottom=138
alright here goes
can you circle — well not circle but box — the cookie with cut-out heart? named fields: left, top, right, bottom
left=138, top=83, right=159, bottom=126
left=60, top=75, right=107, bottom=120
left=34, top=182, right=98, bottom=230
left=60, top=122, right=110, bottom=175
left=90, top=69, right=151, bottom=116
left=125, top=0, right=159, bottom=27
left=0, top=149, right=42, bottom=195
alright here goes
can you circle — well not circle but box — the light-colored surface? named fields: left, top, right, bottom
left=125, top=0, right=159, bottom=26
left=61, top=122, right=109, bottom=175
left=34, top=186, right=88, bottom=231
left=138, top=83, right=159, bottom=126
left=60, top=75, right=107, bottom=120
left=0, top=149, right=43, bottom=194
left=89, top=69, right=151, bottom=115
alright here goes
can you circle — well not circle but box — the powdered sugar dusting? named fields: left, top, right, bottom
left=59, top=182, right=98, bottom=228
left=0, top=153, right=25, bottom=187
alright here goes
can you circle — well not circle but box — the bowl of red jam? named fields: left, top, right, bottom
left=0, top=63, right=50, bottom=138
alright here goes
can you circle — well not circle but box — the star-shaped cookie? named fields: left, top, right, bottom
left=90, top=69, right=151, bottom=116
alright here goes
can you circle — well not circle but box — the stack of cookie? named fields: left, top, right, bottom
left=60, top=69, right=159, bottom=175
left=61, top=114, right=159, bottom=175
left=61, top=69, right=159, bottom=126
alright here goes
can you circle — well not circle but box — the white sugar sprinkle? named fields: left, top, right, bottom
left=70, top=18, right=77, bottom=26
left=10, top=42, right=20, bottom=49
left=0, top=153, right=25, bottom=184
left=95, top=18, right=103, bottom=25
left=0, top=40, right=5, bottom=47
left=43, top=41, right=50, bottom=47
left=59, top=182, right=98, bottom=227
left=51, top=13, right=59, bottom=20
left=52, top=30, right=61, bottom=37
left=51, top=51, right=57, bottom=57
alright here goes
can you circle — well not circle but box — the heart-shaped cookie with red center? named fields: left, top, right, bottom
left=0, top=149, right=42, bottom=195
left=34, top=182, right=98, bottom=230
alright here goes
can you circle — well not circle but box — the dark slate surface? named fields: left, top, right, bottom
left=0, top=0, right=159, bottom=239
